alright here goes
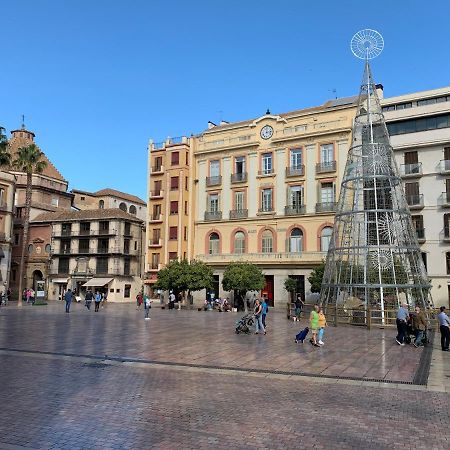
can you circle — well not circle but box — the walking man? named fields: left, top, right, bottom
left=94, top=291, right=102, bottom=312
left=437, top=306, right=450, bottom=351
left=85, top=289, right=93, bottom=310
left=396, top=302, right=409, bottom=346
left=64, top=289, right=73, bottom=313
left=144, top=294, right=152, bottom=320
left=412, top=306, right=427, bottom=348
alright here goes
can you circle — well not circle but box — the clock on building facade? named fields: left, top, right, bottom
left=260, top=125, right=274, bottom=140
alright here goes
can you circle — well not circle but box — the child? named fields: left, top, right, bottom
left=144, top=295, right=152, bottom=320
left=318, top=306, right=327, bottom=346
left=309, top=305, right=320, bottom=347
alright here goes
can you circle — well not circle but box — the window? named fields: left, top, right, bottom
left=185, top=201, right=188, bottom=215
left=99, top=221, right=109, bottom=232
left=169, top=226, right=178, bottom=240
left=185, top=176, right=188, bottom=190
left=170, top=176, right=179, bottom=190
left=289, top=228, right=303, bottom=253
left=235, top=156, right=245, bottom=174
left=261, top=230, right=273, bottom=253
left=320, top=227, right=333, bottom=252
left=421, top=252, right=428, bottom=271
left=124, top=258, right=130, bottom=275
left=96, top=257, right=108, bottom=274
left=51, top=197, right=59, bottom=207
left=98, top=238, right=109, bottom=253
left=320, top=182, right=334, bottom=204
left=79, top=239, right=90, bottom=253
left=45, top=244, right=51, bottom=253
left=129, top=205, right=137, bottom=215
left=209, top=232, right=220, bottom=255
left=99, top=200, right=104, bottom=209
left=80, top=196, right=85, bottom=201
left=208, top=194, right=219, bottom=212
left=261, top=189, right=273, bottom=212
left=124, top=284, right=131, bottom=298
left=170, top=201, right=178, bottom=214
left=124, top=222, right=131, bottom=236
left=61, top=239, right=71, bottom=254
left=169, top=252, right=178, bottom=261
left=405, top=182, right=420, bottom=204
left=62, top=223, right=72, bottom=236
left=320, top=144, right=333, bottom=163
left=210, top=160, right=220, bottom=177
left=154, top=156, right=162, bottom=171
left=262, top=153, right=273, bottom=174
left=119, top=202, right=127, bottom=212
left=124, top=239, right=130, bottom=254
left=235, top=191, right=245, bottom=211
left=290, top=149, right=303, bottom=168
left=0, top=188, right=5, bottom=206
left=234, top=231, right=245, bottom=254
left=154, top=180, right=162, bottom=194
left=387, top=114, right=450, bottom=135
left=447, top=252, right=450, bottom=275
left=27, top=244, right=34, bottom=254
left=58, top=258, right=70, bottom=274
left=171, top=151, right=179, bottom=166
left=14, top=234, right=19, bottom=245
left=288, top=186, right=303, bottom=207
left=151, top=253, right=160, bottom=269
left=186, top=152, right=189, bottom=165
left=134, top=241, right=137, bottom=250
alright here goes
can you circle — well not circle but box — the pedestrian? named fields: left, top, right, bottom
left=136, top=292, right=143, bottom=310
left=318, top=306, right=327, bottom=346
left=64, top=289, right=73, bottom=313
left=102, top=291, right=108, bottom=308
left=177, top=292, right=183, bottom=310
left=411, top=306, right=427, bottom=348
left=261, top=297, right=269, bottom=329
left=6, top=287, right=11, bottom=304
left=253, top=299, right=266, bottom=335
left=396, top=302, right=410, bottom=346
left=25, top=288, right=31, bottom=304
left=168, top=291, right=175, bottom=310
left=437, top=306, right=450, bottom=351
left=294, top=294, right=304, bottom=322
left=94, top=291, right=102, bottom=312
left=309, top=305, right=320, bottom=347
left=144, top=294, right=152, bottom=320
left=85, top=289, right=93, bottom=310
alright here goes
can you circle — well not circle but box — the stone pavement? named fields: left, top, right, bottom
left=0, top=303, right=449, bottom=449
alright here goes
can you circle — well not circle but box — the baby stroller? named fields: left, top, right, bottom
left=235, top=313, right=254, bottom=334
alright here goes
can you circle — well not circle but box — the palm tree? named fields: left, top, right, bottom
left=13, top=144, right=47, bottom=306
left=0, top=127, right=11, bottom=166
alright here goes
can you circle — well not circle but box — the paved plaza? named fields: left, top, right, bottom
left=0, top=303, right=449, bottom=449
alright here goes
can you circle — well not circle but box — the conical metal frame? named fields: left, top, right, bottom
left=320, top=62, right=433, bottom=319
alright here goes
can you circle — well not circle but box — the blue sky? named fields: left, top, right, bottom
left=1, top=0, right=449, bottom=199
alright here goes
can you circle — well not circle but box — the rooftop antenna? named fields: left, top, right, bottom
left=21, top=114, right=26, bottom=130
left=350, top=29, right=384, bottom=143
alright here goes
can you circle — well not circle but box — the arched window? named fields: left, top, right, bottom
left=27, top=244, right=34, bottom=254
left=234, top=231, right=245, bottom=254
left=45, top=244, right=51, bottom=253
left=261, top=230, right=273, bottom=253
left=289, top=228, right=303, bottom=253
left=99, top=200, right=104, bottom=209
left=209, top=232, right=220, bottom=255
left=320, top=227, right=333, bottom=252
left=129, top=205, right=137, bottom=215
left=119, top=202, right=127, bottom=212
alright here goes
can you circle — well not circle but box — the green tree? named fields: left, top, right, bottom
left=284, top=277, right=297, bottom=302
left=0, top=127, right=11, bottom=165
left=154, top=259, right=213, bottom=299
left=13, top=144, right=47, bottom=306
left=308, top=261, right=326, bottom=293
left=222, top=262, right=265, bottom=308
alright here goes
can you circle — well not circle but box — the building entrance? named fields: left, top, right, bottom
left=262, top=275, right=274, bottom=307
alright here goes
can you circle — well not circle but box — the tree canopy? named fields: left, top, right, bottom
left=284, top=277, right=297, bottom=294
left=154, top=259, right=213, bottom=293
left=222, top=262, right=265, bottom=294
left=0, top=127, right=11, bottom=166
left=13, top=143, right=47, bottom=175
left=307, top=262, right=326, bottom=293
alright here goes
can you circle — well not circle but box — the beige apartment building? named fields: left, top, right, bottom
left=145, top=137, right=191, bottom=288
left=381, top=86, right=450, bottom=307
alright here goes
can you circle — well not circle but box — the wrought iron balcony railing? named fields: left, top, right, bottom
left=285, top=205, right=306, bottom=216
left=258, top=206, right=274, bottom=213
left=315, top=202, right=337, bottom=213
left=316, top=161, right=337, bottom=174
left=286, top=165, right=305, bottom=177
left=206, top=176, right=222, bottom=187
left=231, top=172, right=247, bottom=183
left=204, top=211, right=222, bottom=221
left=229, top=209, right=248, bottom=219
left=258, top=168, right=274, bottom=176
left=400, top=162, right=422, bottom=177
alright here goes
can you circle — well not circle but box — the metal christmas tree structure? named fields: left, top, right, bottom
left=320, top=30, right=433, bottom=320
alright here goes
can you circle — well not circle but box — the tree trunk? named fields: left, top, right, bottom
left=17, top=172, right=32, bottom=306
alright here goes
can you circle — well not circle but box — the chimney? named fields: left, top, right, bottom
left=375, top=83, right=384, bottom=99
left=220, top=120, right=229, bottom=125
left=207, top=121, right=217, bottom=129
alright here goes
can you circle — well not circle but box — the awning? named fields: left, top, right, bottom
left=82, top=278, right=113, bottom=287
left=52, top=278, right=68, bottom=284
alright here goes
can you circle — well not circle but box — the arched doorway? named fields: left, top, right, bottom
left=32, top=270, right=43, bottom=291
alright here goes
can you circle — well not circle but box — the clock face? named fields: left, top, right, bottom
left=260, top=125, right=274, bottom=140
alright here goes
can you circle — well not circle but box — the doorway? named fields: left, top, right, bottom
left=262, top=275, right=274, bottom=307
left=206, top=275, right=220, bottom=301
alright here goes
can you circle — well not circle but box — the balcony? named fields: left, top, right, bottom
left=441, top=227, right=450, bottom=242
left=149, top=214, right=163, bottom=223
left=400, top=162, right=422, bottom=178
left=54, top=248, right=72, bottom=255
left=406, top=194, right=424, bottom=210
left=258, top=206, right=275, bottom=214
left=204, top=211, right=222, bottom=221
left=148, top=238, right=162, bottom=247
left=415, top=227, right=426, bottom=243
left=229, top=209, right=248, bottom=219
left=439, top=159, right=450, bottom=174
left=286, top=165, right=305, bottom=177
left=316, top=161, right=337, bottom=174
left=52, top=229, right=114, bottom=238
left=148, top=263, right=162, bottom=272
left=258, top=168, right=274, bottom=177
left=149, top=190, right=164, bottom=199
left=79, top=229, right=91, bottom=236
left=285, top=205, right=306, bottom=216
left=315, top=202, right=337, bottom=213
left=438, top=192, right=450, bottom=207
left=197, top=251, right=327, bottom=265
left=231, top=172, right=248, bottom=183
left=150, top=165, right=164, bottom=175
left=206, top=176, right=222, bottom=187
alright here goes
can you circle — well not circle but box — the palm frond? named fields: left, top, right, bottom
left=12, top=143, right=47, bottom=174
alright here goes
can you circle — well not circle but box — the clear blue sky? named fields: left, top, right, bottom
left=1, top=0, right=449, bottom=199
